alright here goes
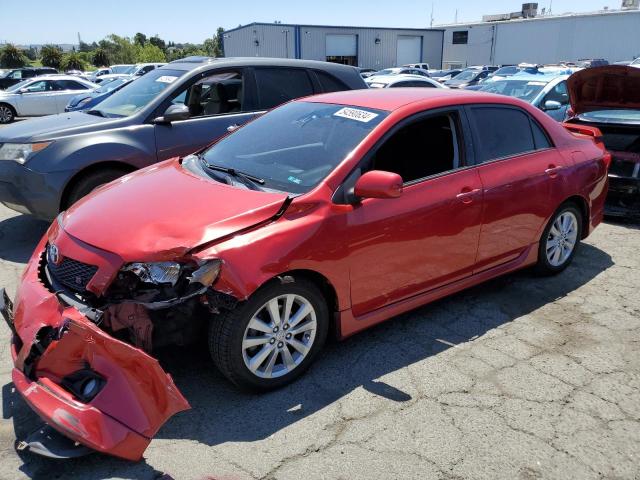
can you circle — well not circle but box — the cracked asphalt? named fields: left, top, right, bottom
left=0, top=203, right=638, bottom=480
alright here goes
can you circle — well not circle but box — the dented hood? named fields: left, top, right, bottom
left=568, top=65, right=640, bottom=115
left=62, top=159, right=289, bottom=261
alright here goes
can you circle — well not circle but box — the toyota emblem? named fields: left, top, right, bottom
left=48, top=244, right=61, bottom=265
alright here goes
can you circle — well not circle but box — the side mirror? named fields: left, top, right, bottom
left=354, top=170, right=403, bottom=200
left=544, top=100, right=562, bottom=111
left=18, top=88, right=28, bottom=94
left=154, top=104, right=190, bottom=124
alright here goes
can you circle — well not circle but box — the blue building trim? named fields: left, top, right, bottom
left=294, top=26, right=302, bottom=59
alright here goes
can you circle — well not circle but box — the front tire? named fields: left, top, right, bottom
left=536, top=203, right=582, bottom=275
left=64, top=168, right=130, bottom=209
left=0, top=103, right=16, bottom=124
left=209, top=278, right=329, bottom=392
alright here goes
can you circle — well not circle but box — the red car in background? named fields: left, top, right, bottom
left=2, top=88, right=609, bottom=460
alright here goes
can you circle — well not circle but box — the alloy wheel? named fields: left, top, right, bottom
left=0, top=106, right=13, bottom=124
left=545, top=211, right=578, bottom=267
left=242, top=294, right=317, bottom=379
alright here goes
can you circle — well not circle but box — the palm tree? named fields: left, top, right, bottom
left=0, top=44, right=27, bottom=68
left=92, top=48, right=110, bottom=67
left=61, top=52, right=85, bottom=71
left=41, top=45, right=63, bottom=69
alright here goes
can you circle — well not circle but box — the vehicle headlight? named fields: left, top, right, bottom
left=122, top=259, right=221, bottom=287
left=77, top=97, right=92, bottom=106
left=0, top=142, right=52, bottom=164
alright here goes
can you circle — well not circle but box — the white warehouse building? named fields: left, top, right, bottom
left=440, top=8, right=640, bottom=69
left=222, top=23, right=445, bottom=70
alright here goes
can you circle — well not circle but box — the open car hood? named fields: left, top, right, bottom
left=568, top=65, right=640, bottom=115
left=62, top=159, right=290, bottom=262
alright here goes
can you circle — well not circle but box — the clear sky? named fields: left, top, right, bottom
left=0, top=0, right=619, bottom=45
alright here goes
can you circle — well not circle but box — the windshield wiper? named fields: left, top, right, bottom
left=85, top=109, right=105, bottom=117
left=202, top=161, right=266, bottom=186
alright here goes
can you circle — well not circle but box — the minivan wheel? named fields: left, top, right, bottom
left=209, top=278, right=329, bottom=392
left=0, top=104, right=15, bottom=124
left=64, top=168, right=130, bottom=209
left=536, top=203, right=582, bottom=275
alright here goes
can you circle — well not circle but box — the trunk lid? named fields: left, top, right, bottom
left=567, top=65, right=640, bottom=115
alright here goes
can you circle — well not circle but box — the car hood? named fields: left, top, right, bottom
left=567, top=65, right=640, bottom=115
left=0, top=111, right=122, bottom=142
left=61, top=159, right=290, bottom=261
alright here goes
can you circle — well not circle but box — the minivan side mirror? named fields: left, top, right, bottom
left=154, top=104, right=190, bottom=124
left=544, top=100, right=562, bottom=111
left=354, top=170, right=403, bottom=200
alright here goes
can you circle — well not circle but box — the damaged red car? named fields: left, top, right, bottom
left=565, top=65, right=640, bottom=219
left=2, top=88, right=610, bottom=460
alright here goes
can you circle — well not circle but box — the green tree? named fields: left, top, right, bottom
left=134, top=32, right=147, bottom=46
left=148, top=35, right=166, bottom=52
left=40, top=44, right=63, bottom=69
left=25, top=47, right=38, bottom=61
left=92, top=48, right=110, bottom=67
left=134, top=43, right=166, bottom=62
left=61, top=52, right=86, bottom=71
left=0, top=44, right=28, bottom=68
left=215, top=27, right=225, bottom=57
left=99, top=34, right=137, bottom=64
left=79, top=40, right=93, bottom=53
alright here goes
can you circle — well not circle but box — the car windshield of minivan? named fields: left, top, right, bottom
left=479, top=79, right=547, bottom=102
left=198, top=102, right=388, bottom=194
left=90, top=69, right=186, bottom=118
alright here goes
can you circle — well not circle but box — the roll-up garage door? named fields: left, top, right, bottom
left=326, top=34, right=357, bottom=56
left=397, top=36, right=422, bottom=66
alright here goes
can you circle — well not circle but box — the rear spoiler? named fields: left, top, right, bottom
left=562, top=123, right=603, bottom=140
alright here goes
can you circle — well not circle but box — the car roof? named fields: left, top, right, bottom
left=367, top=74, right=436, bottom=84
left=304, top=88, right=516, bottom=111
left=505, top=73, right=569, bottom=83
left=28, top=74, right=96, bottom=84
left=165, top=56, right=361, bottom=76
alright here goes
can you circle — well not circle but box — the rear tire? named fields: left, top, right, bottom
left=209, top=278, right=329, bottom=392
left=64, top=168, right=130, bottom=209
left=0, top=103, right=16, bottom=124
left=535, top=203, right=582, bottom=275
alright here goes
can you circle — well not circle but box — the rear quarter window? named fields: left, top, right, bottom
left=315, top=70, right=349, bottom=93
left=254, top=68, right=315, bottom=109
left=469, top=106, right=537, bottom=163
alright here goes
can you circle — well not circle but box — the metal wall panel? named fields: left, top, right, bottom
left=224, top=24, right=444, bottom=69
left=441, top=10, right=640, bottom=67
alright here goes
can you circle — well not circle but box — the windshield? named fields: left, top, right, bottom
left=95, top=77, right=128, bottom=93
left=0, top=70, right=9, bottom=78
left=94, top=68, right=186, bottom=117
left=5, top=79, right=32, bottom=93
left=112, top=65, right=132, bottom=74
left=452, top=70, right=479, bottom=81
left=199, top=102, right=388, bottom=194
left=478, top=79, right=547, bottom=102
left=377, top=68, right=400, bottom=76
left=494, top=66, right=518, bottom=76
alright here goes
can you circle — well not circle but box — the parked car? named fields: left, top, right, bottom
left=476, top=73, right=570, bottom=121
left=110, top=64, right=134, bottom=74
left=576, top=59, right=609, bottom=68
left=123, top=63, right=167, bottom=76
left=429, top=69, right=463, bottom=83
left=366, top=74, right=445, bottom=89
left=358, top=67, right=377, bottom=78
left=2, top=88, right=609, bottom=460
left=444, top=68, right=491, bottom=88
left=565, top=65, right=640, bottom=218
left=0, top=75, right=98, bottom=123
left=65, top=70, right=85, bottom=76
left=92, top=73, right=131, bottom=84
left=0, top=57, right=367, bottom=220
left=0, top=67, right=58, bottom=89
left=403, top=63, right=430, bottom=70
left=372, top=67, right=430, bottom=77
left=86, top=67, right=112, bottom=82
left=65, top=77, right=135, bottom=112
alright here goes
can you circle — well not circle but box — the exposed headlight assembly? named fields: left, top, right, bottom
left=123, top=262, right=182, bottom=286
left=0, top=142, right=52, bottom=164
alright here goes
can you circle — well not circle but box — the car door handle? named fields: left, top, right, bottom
left=456, top=188, right=481, bottom=204
left=545, top=165, right=563, bottom=177
left=227, top=124, right=240, bottom=132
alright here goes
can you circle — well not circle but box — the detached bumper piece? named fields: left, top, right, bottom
left=18, top=424, right=94, bottom=459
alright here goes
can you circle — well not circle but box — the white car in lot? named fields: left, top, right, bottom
left=366, top=74, right=446, bottom=89
left=0, top=74, right=98, bottom=123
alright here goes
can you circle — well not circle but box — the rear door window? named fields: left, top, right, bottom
left=469, top=106, right=536, bottom=163
left=54, top=80, right=90, bottom=90
left=254, top=68, right=315, bottom=109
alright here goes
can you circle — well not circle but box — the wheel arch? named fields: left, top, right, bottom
left=561, top=194, right=590, bottom=239
left=60, top=161, right=137, bottom=211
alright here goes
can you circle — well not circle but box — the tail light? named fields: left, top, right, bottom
left=602, top=151, right=612, bottom=171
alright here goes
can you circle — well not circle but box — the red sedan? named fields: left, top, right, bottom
left=2, top=88, right=609, bottom=460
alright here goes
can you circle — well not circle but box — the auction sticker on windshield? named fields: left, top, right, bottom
left=334, top=107, right=379, bottom=123
left=156, top=76, right=179, bottom=84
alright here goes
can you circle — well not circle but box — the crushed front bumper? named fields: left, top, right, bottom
left=5, top=237, right=190, bottom=461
